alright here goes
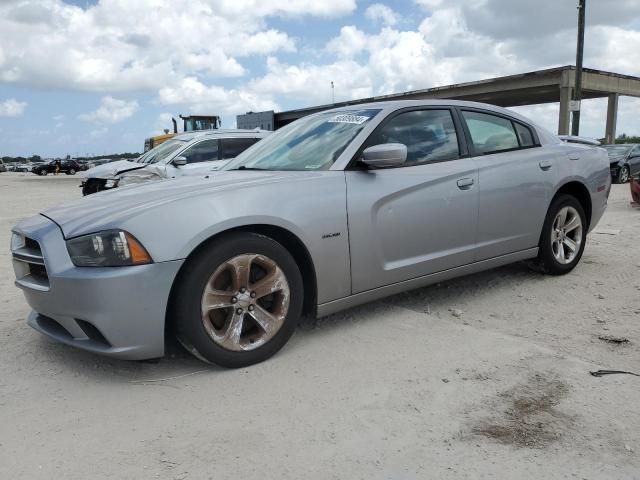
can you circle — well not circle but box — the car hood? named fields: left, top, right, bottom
left=42, top=171, right=319, bottom=238
left=83, top=160, right=146, bottom=179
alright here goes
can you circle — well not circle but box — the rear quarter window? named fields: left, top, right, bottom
left=514, top=122, right=535, bottom=147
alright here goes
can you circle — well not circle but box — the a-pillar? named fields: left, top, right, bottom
left=605, top=93, right=619, bottom=144
left=558, top=86, right=572, bottom=135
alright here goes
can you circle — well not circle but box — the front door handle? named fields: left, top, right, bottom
left=539, top=160, right=552, bottom=170
left=457, top=177, right=474, bottom=189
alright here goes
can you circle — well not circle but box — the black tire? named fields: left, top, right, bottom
left=68, top=169, right=76, bottom=175
left=616, top=165, right=630, bottom=184
left=39, top=170, right=47, bottom=176
left=171, top=232, right=304, bottom=368
left=532, top=194, right=587, bottom=275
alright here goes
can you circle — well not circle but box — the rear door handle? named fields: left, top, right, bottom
left=539, top=160, right=552, bottom=170
left=457, top=178, right=474, bottom=189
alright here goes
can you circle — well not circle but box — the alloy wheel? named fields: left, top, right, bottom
left=550, top=206, right=583, bottom=265
left=619, top=166, right=629, bottom=183
left=200, top=253, right=290, bottom=351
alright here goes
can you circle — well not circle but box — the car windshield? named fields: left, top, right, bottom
left=141, top=139, right=188, bottom=164
left=224, top=109, right=381, bottom=171
left=603, top=145, right=632, bottom=157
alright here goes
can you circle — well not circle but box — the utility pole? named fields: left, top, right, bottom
left=331, top=81, right=335, bottom=104
left=571, top=0, right=586, bottom=136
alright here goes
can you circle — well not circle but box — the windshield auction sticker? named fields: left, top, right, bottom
left=328, top=114, right=370, bottom=124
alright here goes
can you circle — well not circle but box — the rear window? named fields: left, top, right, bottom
left=514, top=123, right=535, bottom=147
left=221, top=138, right=260, bottom=159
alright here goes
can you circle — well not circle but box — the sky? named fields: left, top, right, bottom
left=1, top=0, right=639, bottom=157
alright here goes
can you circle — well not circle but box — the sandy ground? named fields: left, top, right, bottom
left=0, top=172, right=638, bottom=479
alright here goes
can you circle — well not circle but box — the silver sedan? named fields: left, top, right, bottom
left=11, top=100, right=611, bottom=367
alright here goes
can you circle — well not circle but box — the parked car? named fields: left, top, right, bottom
left=602, top=144, right=640, bottom=183
left=0, top=159, right=6, bottom=173
left=32, top=159, right=81, bottom=176
left=81, top=129, right=269, bottom=195
left=76, top=161, right=91, bottom=171
left=15, top=163, right=33, bottom=172
left=11, top=100, right=610, bottom=367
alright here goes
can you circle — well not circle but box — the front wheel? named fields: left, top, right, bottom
left=171, top=232, right=304, bottom=368
left=531, top=194, right=587, bottom=275
left=68, top=168, right=76, bottom=175
left=40, top=171, right=48, bottom=176
left=616, top=165, right=629, bottom=184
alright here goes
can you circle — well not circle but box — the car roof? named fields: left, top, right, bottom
left=321, top=99, right=530, bottom=118
left=317, top=99, right=560, bottom=145
left=172, top=129, right=270, bottom=141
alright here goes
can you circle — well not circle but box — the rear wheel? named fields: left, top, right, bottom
left=172, top=232, right=303, bottom=368
left=68, top=168, right=76, bottom=175
left=616, top=165, right=630, bottom=184
left=531, top=194, right=587, bottom=275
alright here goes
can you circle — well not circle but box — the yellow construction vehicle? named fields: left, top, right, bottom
left=143, top=115, right=221, bottom=152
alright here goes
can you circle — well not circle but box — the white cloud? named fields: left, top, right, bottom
left=214, top=0, right=357, bottom=18
left=0, top=0, right=353, bottom=93
left=326, top=26, right=368, bottom=58
left=365, top=4, right=399, bottom=26
left=159, top=77, right=279, bottom=116
left=79, top=97, right=139, bottom=124
left=249, top=57, right=373, bottom=104
left=0, top=98, right=27, bottom=117
left=89, top=127, right=109, bottom=138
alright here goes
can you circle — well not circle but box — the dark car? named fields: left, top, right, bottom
left=32, top=159, right=81, bottom=176
left=603, top=144, right=640, bottom=184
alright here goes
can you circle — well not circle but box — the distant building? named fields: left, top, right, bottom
left=237, top=110, right=275, bottom=131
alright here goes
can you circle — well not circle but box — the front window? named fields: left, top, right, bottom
left=181, top=139, right=219, bottom=164
left=141, top=139, right=188, bottom=164
left=364, top=109, right=459, bottom=165
left=225, top=109, right=381, bottom=171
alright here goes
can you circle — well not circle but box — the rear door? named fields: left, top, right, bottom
left=459, top=109, right=556, bottom=261
left=346, top=107, right=479, bottom=293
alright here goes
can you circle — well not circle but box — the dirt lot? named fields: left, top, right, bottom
left=1, top=172, right=638, bottom=479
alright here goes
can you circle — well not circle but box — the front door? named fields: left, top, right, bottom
left=346, top=108, right=479, bottom=294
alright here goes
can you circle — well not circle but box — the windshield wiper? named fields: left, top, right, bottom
left=230, top=166, right=267, bottom=171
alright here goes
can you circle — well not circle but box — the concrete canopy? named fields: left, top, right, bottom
left=237, top=66, right=640, bottom=143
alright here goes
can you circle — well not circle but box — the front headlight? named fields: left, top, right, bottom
left=66, top=230, right=152, bottom=267
left=104, top=178, right=119, bottom=188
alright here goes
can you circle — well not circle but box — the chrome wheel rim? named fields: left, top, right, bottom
left=201, top=253, right=290, bottom=352
left=551, top=206, right=582, bottom=265
left=620, top=167, right=629, bottom=183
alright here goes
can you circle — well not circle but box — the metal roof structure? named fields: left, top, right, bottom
left=237, top=66, right=640, bottom=143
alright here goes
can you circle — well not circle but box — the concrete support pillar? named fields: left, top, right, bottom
left=558, top=86, right=572, bottom=135
left=605, top=93, right=619, bottom=144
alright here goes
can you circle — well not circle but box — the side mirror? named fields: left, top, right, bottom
left=173, top=156, right=187, bottom=166
left=361, top=143, right=407, bottom=168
